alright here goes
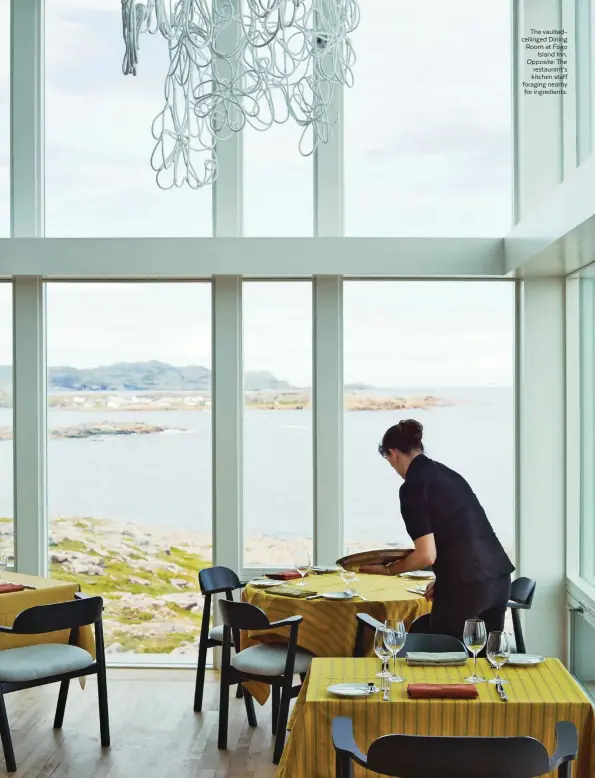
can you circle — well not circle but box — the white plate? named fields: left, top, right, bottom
left=507, top=654, right=545, bottom=666
left=327, top=683, right=375, bottom=697
left=400, top=571, right=435, bottom=580
left=310, top=565, right=341, bottom=573
left=249, top=578, right=284, bottom=587
left=321, top=591, right=354, bottom=600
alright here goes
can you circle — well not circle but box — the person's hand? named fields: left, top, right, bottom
left=424, top=580, right=435, bottom=601
left=359, top=564, right=389, bottom=576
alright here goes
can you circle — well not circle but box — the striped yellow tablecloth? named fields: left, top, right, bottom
left=242, top=573, right=431, bottom=704
left=276, top=657, right=595, bottom=778
left=0, top=573, right=95, bottom=656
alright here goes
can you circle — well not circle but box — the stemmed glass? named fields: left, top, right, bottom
left=374, top=626, right=391, bottom=679
left=487, top=631, right=510, bottom=685
left=339, top=567, right=356, bottom=595
left=383, top=619, right=406, bottom=683
left=463, top=619, right=487, bottom=683
left=294, top=549, right=311, bottom=587
left=0, top=553, right=8, bottom=581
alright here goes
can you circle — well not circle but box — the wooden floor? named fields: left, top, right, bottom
left=0, top=669, right=280, bottom=778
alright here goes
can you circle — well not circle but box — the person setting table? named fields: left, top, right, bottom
left=360, top=419, right=514, bottom=641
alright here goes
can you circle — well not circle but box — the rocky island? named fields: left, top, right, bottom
left=0, top=422, right=184, bottom=441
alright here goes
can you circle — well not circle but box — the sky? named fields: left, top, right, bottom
left=0, top=0, right=514, bottom=387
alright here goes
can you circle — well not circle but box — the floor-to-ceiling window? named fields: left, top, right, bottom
left=0, top=0, right=9, bottom=236
left=46, top=283, right=212, bottom=659
left=0, top=283, right=13, bottom=564
left=242, top=282, right=313, bottom=566
left=344, top=0, right=512, bottom=237
left=343, top=281, right=515, bottom=558
left=44, top=1, right=212, bottom=236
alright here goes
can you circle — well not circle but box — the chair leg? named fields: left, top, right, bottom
left=273, top=678, right=293, bottom=765
left=0, top=692, right=16, bottom=773
left=218, top=680, right=230, bottom=750
left=194, top=638, right=210, bottom=712
left=97, top=667, right=111, bottom=747
left=243, top=689, right=257, bottom=728
left=271, top=685, right=280, bottom=736
left=236, top=683, right=244, bottom=699
left=54, top=679, right=70, bottom=729
left=511, top=609, right=526, bottom=654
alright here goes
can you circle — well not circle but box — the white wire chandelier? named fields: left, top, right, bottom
left=121, top=0, right=360, bottom=189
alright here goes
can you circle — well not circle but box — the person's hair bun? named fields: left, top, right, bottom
left=398, top=419, right=423, bottom=448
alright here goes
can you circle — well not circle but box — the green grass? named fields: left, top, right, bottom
left=108, top=630, right=193, bottom=654
left=57, top=539, right=93, bottom=554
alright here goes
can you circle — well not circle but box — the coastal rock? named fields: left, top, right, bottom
left=162, top=593, right=202, bottom=611
left=170, top=578, right=190, bottom=589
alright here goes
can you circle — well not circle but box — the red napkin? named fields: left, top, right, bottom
left=407, top=683, right=478, bottom=700
left=0, top=584, right=26, bottom=594
left=266, top=571, right=302, bottom=581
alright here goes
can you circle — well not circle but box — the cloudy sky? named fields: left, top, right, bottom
left=0, top=0, right=513, bottom=387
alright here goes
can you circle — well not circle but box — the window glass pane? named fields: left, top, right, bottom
left=47, top=283, right=212, bottom=659
left=243, top=123, right=313, bottom=236
left=45, top=3, right=212, bottom=236
left=572, top=608, right=595, bottom=701
left=580, top=273, right=595, bottom=585
left=243, top=282, right=313, bottom=565
left=343, top=281, right=515, bottom=563
left=345, top=0, right=512, bottom=236
left=0, top=284, right=13, bottom=563
left=0, top=0, right=9, bottom=236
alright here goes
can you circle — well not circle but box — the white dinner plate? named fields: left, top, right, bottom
left=321, top=591, right=354, bottom=600
left=310, top=565, right=342, bottom=573
left=327, top=683, right=375, bottom=697
left=249, top=578, right=284, bottom=587
left=400, top=571, right=435, bottom=580
left=507, top=654, right=545, bottom=666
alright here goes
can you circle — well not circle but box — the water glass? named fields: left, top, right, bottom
left=374, top=626, right=391, bottom=678
left=0, top=553, right=8, bottom=580
left=383, top=619, right=406, bottom=683
left=339, top=568, right=356, bottom=594
left=463, top=619, right=487, bottom=683
left=294, top=549, right=311, bottom=586
left=487, top=631, right=510, bottom=685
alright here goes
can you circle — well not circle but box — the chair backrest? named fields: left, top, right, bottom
left=12, top=596, right=104, bottom=635
left=408, top=613, right=432, bottom=634
left=366, top=733, right=549, bottom=778
left=398, top=632, right=465, bottom=657
left=218, top=599, right=271, bottom=631
left=199, top=566, right=242, bottom=596
left=509, top=577, right=536, bottom=608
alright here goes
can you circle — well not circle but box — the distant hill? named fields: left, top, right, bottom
left=0, top=361, right=293, bottom=393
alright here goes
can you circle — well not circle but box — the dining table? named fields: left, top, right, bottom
left=242, top=572, right=432, bottom=704
left=275, top=656, right=595, bottom=778
left=0, top=571, right=95, bottom=656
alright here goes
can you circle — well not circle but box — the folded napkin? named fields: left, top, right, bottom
left=266, top=571, right=302, bottom=581
left=271, top=585, right=317, bottom=598
left=407, top=683, right=478, bottom=700
left=0, top=584, right=26, bottom=594
left=406, top=652, right=468, bottom=667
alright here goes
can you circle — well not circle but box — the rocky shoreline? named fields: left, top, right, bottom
left=0, top=422, right=183, bottom=441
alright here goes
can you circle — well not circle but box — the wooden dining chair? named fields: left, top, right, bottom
left=194, top=565, right=245, bottom=713
left=332, top=716, right=578, bottom=778
left=0, top=593, right=109, bottom=773
left=353, top=613, right=464, bottom=657
left=218, top=599, right=314, bottom=765
left=508, top=577, right=536, bottom=654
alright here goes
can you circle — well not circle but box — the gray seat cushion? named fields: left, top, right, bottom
left=231, top=644, right=313, bottom=677
left=209, top=625, right=234, bottom=645
left=0, top=643, right=94, bottom=683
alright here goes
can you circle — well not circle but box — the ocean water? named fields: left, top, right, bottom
left=0, top=387, right=514, bottom=549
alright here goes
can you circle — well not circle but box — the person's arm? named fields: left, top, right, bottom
left=386, top=533, right=436, bottom=574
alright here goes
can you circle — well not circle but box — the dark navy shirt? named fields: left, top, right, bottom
left=399, top=454, right=514, bottom=588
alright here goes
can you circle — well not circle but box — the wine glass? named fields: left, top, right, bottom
left=383, top=619, right=406, bottom=683
left=344, top=547, right=359, bottom=581
left=374, top=626, right=391, bottom=678
left=294, top=549, right=311, bottom=587
left=487, top=631, right=510, bottom=685
left=0, top=553, right=8, bottom=581
left=463, top=619, right=487, bottom=683
left=339, top=567, right=356, bottom=594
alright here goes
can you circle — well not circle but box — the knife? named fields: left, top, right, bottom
left=496, top=681, right=508, bottom=702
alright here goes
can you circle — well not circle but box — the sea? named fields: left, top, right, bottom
left=0, top=387, right=514, bottom=551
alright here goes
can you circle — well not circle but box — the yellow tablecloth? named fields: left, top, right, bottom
left=277, top=657, right=595, bottom=778
left=243, top=573, right=431, bottom=704
left=0, top=573, right=95, bottom=656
